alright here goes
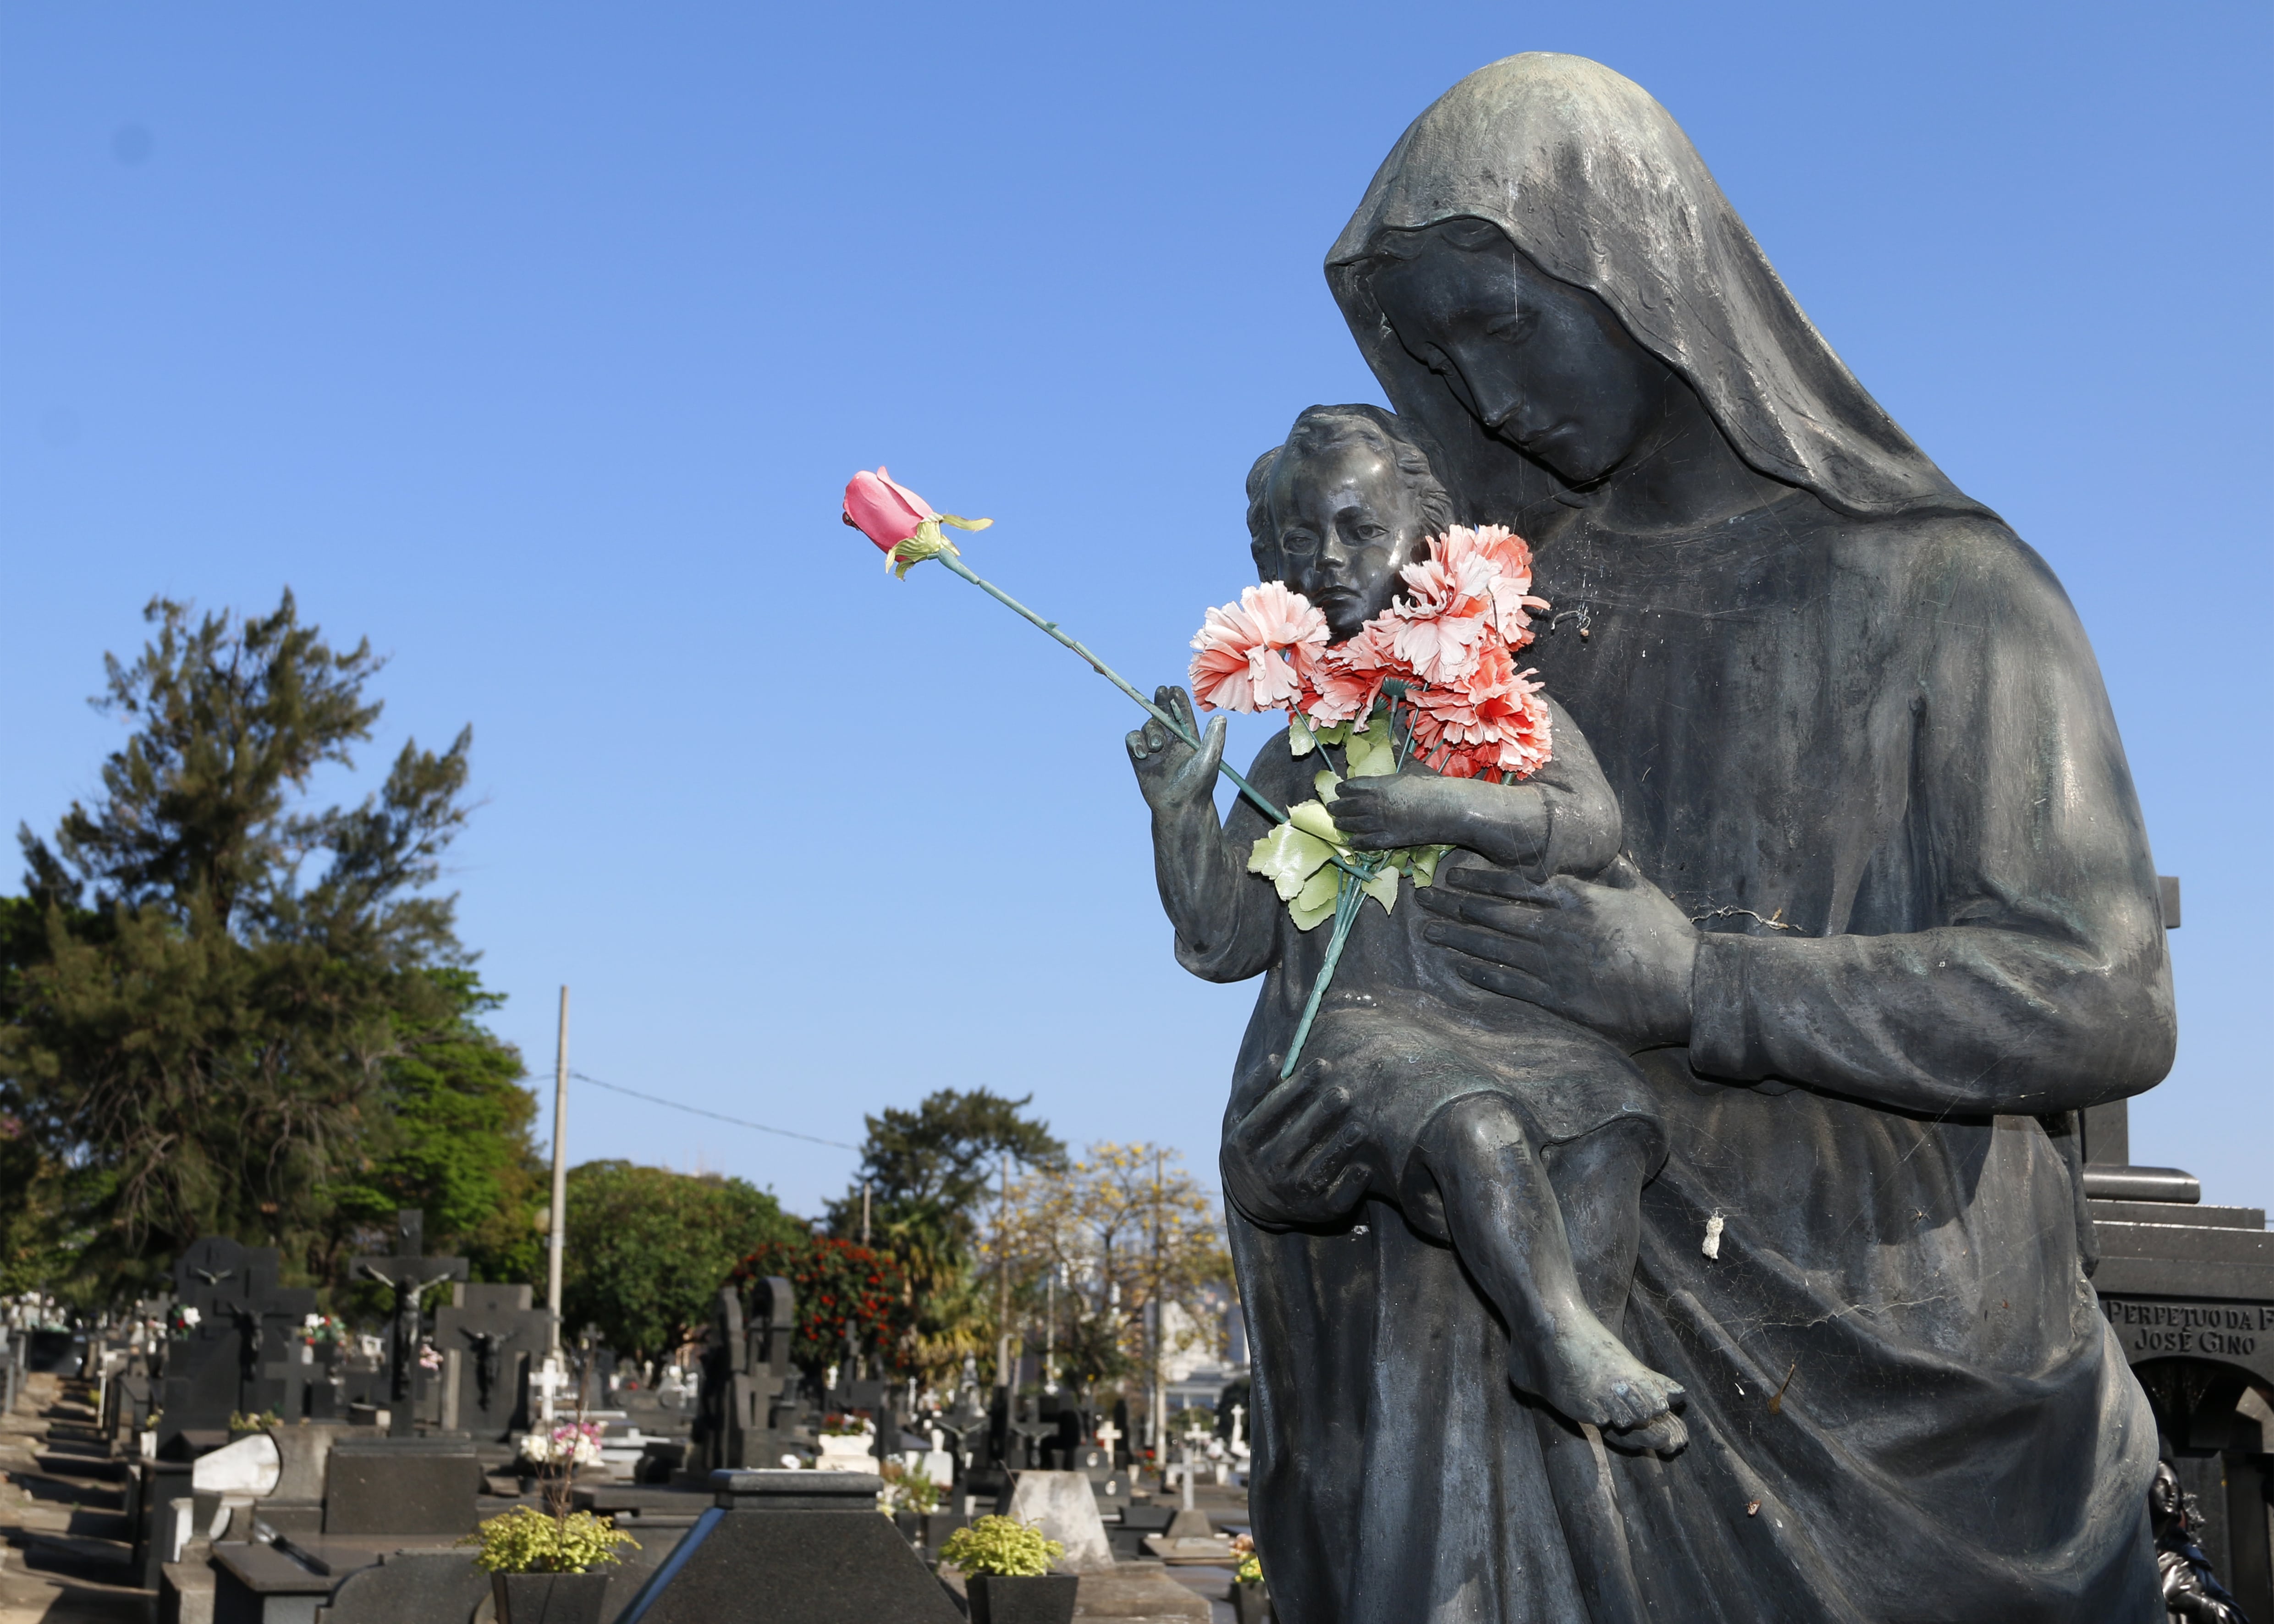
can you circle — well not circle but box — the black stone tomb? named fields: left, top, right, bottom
left=613, top=1469, right=961, bottom=1623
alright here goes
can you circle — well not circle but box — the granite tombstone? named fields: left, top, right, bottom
left=348, top=1209, right=467, bottom=1438
left=432, top=1281, right=551, bottom=1441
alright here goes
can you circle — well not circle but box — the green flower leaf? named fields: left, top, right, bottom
left=936, top=513, right=993, bottom=531
left=883, top=518, right=960, bottom=579
left=1406, top=843, right=1453, bottom=885
left=1288, top=800, right=1346, bottom=846
left=1345, top=709, right=1398, bottom=778
left=1288, top=715, right=1317, bottom=757
left=1313, top=769, right=1343, bottom=804
left=1249, top=822, right=1338, bottom=901
left=1361, top=865, right=1402, bottom=915
left=1291, top=864, right=1342, bottom=929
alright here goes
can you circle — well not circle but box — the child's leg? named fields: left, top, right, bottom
left=1410, top=1097, right=1686, bottom=1451
left=1543, top=1119, right=1686, bottom=1454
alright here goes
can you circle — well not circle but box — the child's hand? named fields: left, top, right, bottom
left=1329, top=774, right=1479, bottom=851
left=1128, top=686, right=1226, bottom=817
left=1338, top=772, right=1555, bottom=870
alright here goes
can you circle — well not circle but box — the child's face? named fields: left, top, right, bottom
left=1269, top=437, right=1433, bottom=642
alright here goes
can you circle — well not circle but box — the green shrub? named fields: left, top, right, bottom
left=937, top=1515, right=1064, bottom=1578
left=459, top=1508, right=639, bottom=1575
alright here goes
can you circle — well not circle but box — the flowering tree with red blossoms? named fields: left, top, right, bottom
left=733, top=1234, right=913, bottom=1381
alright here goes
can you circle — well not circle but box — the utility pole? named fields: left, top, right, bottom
left=546, top=986, right=570, bottom=1355
left=1150, top=1147, right=1165, bottom=1460
left=1043, top=1264, right=1058, bottom=1396
left=861, top=1180, right=872, bottom=1247
left=995, top=1157, right=1013, bottom=1391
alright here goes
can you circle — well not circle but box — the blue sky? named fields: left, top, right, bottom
left=3, top=1, right=2267, bottom=1217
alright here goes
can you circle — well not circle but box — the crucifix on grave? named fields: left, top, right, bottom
left=1178, top=1418, right=1212, bottom=1510
left=350, top=1209, right=468, bottom=1437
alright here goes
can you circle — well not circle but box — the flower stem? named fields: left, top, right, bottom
left=934, top=552, right=1290, bottom=826
left=1280, top=867, right=1371, bottom=1080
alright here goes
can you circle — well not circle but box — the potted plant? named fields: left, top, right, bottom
left=879, top=1458, right=942, bottom=1546
left=1229, top=1534, right=1273, bottom=1624
left=461, top=1506, right=638, bottom=1624
left=463, top=1411, right=637, bottom=1624
left=937, top=1515, right=1074, bottom=1624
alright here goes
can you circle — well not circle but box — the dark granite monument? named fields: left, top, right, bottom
left=432, top=1280, right=552, bottom=1441
left=349, top=1208, right=467, bottom=1438
left=691, top=1275, right=805, bottom=1474
left=154, top=1237, right=315, bottom=1457
left=1129, top=50, right=2196, bottom=1624
left=613, top=1470, right=960, bottom=1624
left=2081, top=1094, right=2274, bottom=1618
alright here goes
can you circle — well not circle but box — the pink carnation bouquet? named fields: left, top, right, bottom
left=1184, top=528, right=1552, bottom=1072
left=1187, top=525, right=1551, bottom=782
left=842, top=469, right=1553, bottom=1078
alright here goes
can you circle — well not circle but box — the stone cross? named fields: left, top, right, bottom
left=531, top=1353, right=570, bottom=1425
left=1095, top=1417, right=1122, bottom=1456
left=349, top=1209, right=467, bottom=1436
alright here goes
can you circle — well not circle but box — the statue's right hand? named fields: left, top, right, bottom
left=1222, top=1054, right=1373, bottom=1228
left=1127, top=686, right=1225, bottom=815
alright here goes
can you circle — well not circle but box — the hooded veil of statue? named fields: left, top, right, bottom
left=1224, top=53, right=2166, bottom=1624
left=1326, top=52, right=1995, bottom=527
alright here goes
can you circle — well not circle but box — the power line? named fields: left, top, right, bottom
left=567, top=1070, right=861, bottom=1152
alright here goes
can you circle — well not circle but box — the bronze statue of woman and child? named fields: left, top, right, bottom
left=1126, top=52, right=2180, bottom=1624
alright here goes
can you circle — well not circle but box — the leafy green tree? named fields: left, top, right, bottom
left=560, top=1161, right=801, bottom=1362
left=0, top=593, right=479, bottom=1294
left=824, top=1089, right=1064, bottom=1385
left=324, top=969, right=545, bottom=1287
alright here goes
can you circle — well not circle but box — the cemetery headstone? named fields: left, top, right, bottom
left=156, top=1237, right=313, bottom=1457
left=321, top=1435, right=479, bottom=1535
left=999, top=1470, right=1115, bottom=1573
left=432, top=1281, right=551, bottom=1441
left=694, top=1284, right=753, bottom=1471
left=2081, top=1097, right=2274, bottom=1618
left=347, top=1208, right=467, bottom=1437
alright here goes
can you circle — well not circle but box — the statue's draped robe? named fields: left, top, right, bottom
left=1213, top=53, right=2171, bottom=1624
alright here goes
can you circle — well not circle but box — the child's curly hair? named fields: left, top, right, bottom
left=1245, top=404, right=1455, bottom=583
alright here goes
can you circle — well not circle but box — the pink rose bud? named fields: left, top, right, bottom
left=842, top=467, right=937, bottom=552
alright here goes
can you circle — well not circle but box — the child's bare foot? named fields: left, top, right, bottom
left=1530, top=1322, right=1687, bottom=1453
left=1604, top=1410, right=1689, bottom=1458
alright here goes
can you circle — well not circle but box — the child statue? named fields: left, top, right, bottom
left=1129, top=403, right=1686, bottom=1455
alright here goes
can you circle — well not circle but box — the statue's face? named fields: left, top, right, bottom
left=1371, top=221, right=1668, bottom=487
left=2149, top=1462, right=2181, bottom=1522
left=1266, top=436, right=1432, bottom=642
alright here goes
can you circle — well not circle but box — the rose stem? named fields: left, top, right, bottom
left=933, top=552, right=1290, bottom=826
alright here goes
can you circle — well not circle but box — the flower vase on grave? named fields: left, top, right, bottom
left=1229, top=1536, right=1272, bottom=1624
left=966, top=1574, right=1081, bottom=1624
left=1231, top=1582, right=1276, bottom=1624
left=492, top=1570, right=612, bottom=1624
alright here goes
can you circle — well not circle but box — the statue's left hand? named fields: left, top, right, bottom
left=1417, top=854, right=1697, bottom=1049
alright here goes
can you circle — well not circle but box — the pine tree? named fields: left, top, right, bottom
left=0, top=593, right=487, bottom=1294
